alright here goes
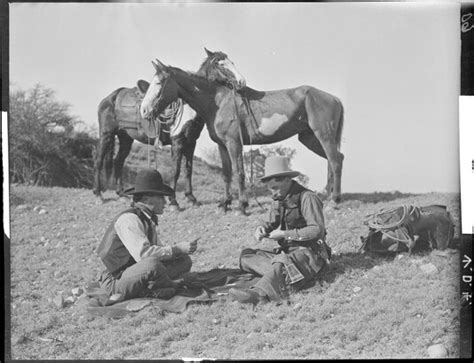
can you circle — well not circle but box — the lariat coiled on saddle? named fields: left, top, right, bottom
left=364, top=205, right=421, bottom=243
left=155, top=98, right=184, bottom=135
left=361, top=204, right=422, bottom=253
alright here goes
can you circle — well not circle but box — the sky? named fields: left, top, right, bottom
left=9, top=2, right=461, bottom=194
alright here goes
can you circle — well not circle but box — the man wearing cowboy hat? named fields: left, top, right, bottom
left=96, top=168, right=198, bottom=304
left=229, top=156, right=331, bottom=305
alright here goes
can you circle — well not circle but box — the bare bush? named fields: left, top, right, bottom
left=9, top=84, right=97, bottom=188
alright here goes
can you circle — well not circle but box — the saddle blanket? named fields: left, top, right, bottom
left=81, top=268, right=257, bottom=319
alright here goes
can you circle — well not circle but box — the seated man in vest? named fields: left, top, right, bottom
left=96, top=168, right=198, bottom=305
left=229, top=156, right=331, bottom=305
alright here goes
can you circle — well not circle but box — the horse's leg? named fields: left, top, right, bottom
left=93, top=130, right=115, bottom=200
left=183, top=140, right=201, bottom=207
left=168, top=138, right=182, bottom=211
left=298, top=131, right=331, bottom=199
left=305, top=96, right=344, bottom=203
left=225, top=139, right=248, bottom=216
left=217, top=143, right=233, bottom=212
left=326, top=160, right=334, bottom=199
left=114, top=130, right=134, bottom=197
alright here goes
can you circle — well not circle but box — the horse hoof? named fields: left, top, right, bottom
left=217, top=206, right=229, bottom=214
left=234, top=209, right=249, bottom=217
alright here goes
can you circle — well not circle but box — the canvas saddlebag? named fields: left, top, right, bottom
left=360, top=204, right=455, bottom=254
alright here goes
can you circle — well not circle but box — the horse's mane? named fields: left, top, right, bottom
left=196, top=51, right=228, bottom=77
left=168, top=65, right=229, bottom=90
left=168, top=66, right=210, bottom=84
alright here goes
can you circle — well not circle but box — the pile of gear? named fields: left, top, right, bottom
left=360, top=204, right=455, bottom=255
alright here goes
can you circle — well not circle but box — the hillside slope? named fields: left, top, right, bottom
left=7, top=179, right=463, bottom=359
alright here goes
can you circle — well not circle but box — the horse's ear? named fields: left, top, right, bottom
left=152, top=59, right=167, bottom=73
left=136, top=79, right=150, bottom=95
left=204, top=47, right=215, bottom=57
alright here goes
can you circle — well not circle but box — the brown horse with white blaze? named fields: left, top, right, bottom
left=93, top=49, right=245, bottom=209
left=140, top=58, right=344, bottom=215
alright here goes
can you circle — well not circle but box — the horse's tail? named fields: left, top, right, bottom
left=335, top=99, right=345, bottom=152
left=96, top=88, right=123, bottom=190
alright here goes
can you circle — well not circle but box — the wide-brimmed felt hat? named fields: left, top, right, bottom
left=124, top=168, right=174, bottom=196
left=260, top=156, right=300, bottom=182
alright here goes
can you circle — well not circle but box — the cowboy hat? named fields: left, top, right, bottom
left=260, top=156, right=300, bottom=182
left=124, top=168, right=174, bottom=196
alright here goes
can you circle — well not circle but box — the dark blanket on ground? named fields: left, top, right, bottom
left=83, top=268, right=257, bottom=318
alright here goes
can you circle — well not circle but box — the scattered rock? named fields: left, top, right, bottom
left=246, top=332, right=257, bottom=339
left=204, top=336, right=218, bottom=344
left=15, top=204, right=29, bottom=211
left=33, top=206, right=41, bottom=212
left=64, top=296, right=76, bottom=305
left=71, top=287, right=84, bottom=296
left=212, top=318, right=219, bottom=325
left=15, top=335, right=29, bottom=344
left=420, top=263, right=438, bottom=274
left=53, top=294, right=65, bottom=308
left=293, top=303, right=302, bottom=311
left=38, top=209, right=47, bottom=215
left=353, top=286, right=362, bottom=293
left=396, top=254, right=405, bottom=260
left=427, top=344, right=448, bottom=358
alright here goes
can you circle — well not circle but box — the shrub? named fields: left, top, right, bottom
left=9, top=84, right=97, bottom=188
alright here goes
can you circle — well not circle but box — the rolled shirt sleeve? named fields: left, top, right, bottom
left=283, top=191, right=325, bottom=242
left=114, top=213, right=173, bottom=262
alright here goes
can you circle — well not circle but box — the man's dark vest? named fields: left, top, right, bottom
left=278, top=182, right=330, bottom=260
left=96, top=207, right=155, bottom=278
left=280, top=182, right=314, bottom=232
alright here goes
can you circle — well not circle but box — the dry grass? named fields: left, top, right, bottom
left=7, top=157, right=462, bottom=359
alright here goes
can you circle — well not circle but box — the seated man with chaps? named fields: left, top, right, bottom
left=96, top=168, right=198, bottom=304
left=229, top=156, right=331, bottom=305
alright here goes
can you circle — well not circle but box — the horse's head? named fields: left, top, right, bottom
left=140, top=59, right=180, bottom=121
left=200, top=48, right=246, bottom=90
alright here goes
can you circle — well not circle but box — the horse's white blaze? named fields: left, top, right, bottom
left=258, top=113, right=289, bottom=135
left=219, top=59, right=246, bottom=88
left=140, top=74, right=162, bottom=118
left=171, top=105, right=197, bottom=137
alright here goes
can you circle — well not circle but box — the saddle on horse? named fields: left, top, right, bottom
left=115, top=80, right=182, bottom=140
left=360, top=204, right=455, bottom=254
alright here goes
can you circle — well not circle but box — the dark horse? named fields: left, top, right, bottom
left=140, top=60, right=344, bottom=215
left=92, top=48, right=245, bottom=209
